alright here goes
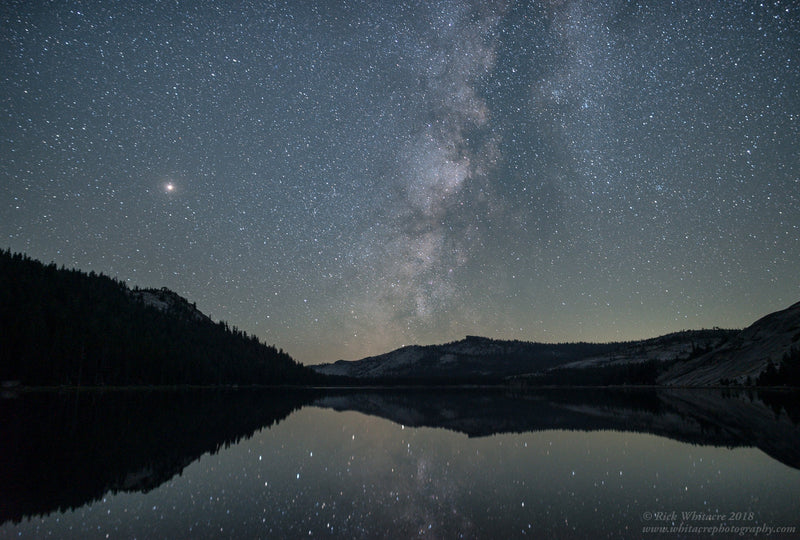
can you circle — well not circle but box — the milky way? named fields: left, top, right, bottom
left=347, top=2, right=505, bottom=346
left=1, top=1, right=798, bottom=363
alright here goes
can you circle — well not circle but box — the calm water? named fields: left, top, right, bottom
left=1, top=389, right=799, bottom=538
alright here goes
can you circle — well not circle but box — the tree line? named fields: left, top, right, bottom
left=755, top=346, right=800, bottom=387
left=0, top=249, right=321, bottom=386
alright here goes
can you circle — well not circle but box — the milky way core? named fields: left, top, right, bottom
left=1, top=1, right=798, bottom=363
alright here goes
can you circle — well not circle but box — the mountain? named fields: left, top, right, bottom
left=547, top=329, right=736, bottom=370
left=311, top=336, right=620, bottom=382
left=658, top=300, right=800, bottom=386
left=311, top=330, right=733, bottom=385
left=512, top=329, right=737, bottom=386
left=516, top=302, right=800, bottom=387
left=0, top=250, right=317, bottom=386
left=130, top=287, right=212, bottom=323
left=312, top=301, right=800, bottom=387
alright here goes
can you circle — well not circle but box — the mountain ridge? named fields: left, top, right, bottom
left=0, top=249, right=318, bottom=386
left=312, top=302, right=800, bottom=387
left=3, top=250, right=797, bottom=388
left=658, top=300, right=800, bottom=386
left=310, top=330, right=731, bottom=383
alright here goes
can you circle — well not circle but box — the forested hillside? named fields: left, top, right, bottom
left=0, top=250, right=317, bottom=386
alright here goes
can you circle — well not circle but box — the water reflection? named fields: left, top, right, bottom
left=2, top=388, right=799, bottom=538
left=0, top=388, right=311, bottom=524
left=314, top=388, right=800, bottom=469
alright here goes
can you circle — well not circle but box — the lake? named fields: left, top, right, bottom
left=1, top=388, right=798, bottom=538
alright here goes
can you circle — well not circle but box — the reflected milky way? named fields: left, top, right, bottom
left=1, top=1, right=798, bottom=363
left=2, top=387, right=799, bottom=531
left=2, top=390, right=799, bottom=538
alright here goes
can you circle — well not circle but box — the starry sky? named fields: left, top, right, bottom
left=2, top=1, right=798, bottom=364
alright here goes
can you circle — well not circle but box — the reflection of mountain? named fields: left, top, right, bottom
left=0, top=389, right=315, bottom=525
left=313, top=389, right=800, bottom=470
left=3, top=388, right=798, bottom=527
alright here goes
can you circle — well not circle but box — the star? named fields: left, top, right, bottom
left=1, top=0, right=797, bottom=364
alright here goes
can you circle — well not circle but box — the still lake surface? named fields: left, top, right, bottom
left=1, top=388, right=799, bottom=538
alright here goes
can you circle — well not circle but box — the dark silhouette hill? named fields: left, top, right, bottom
left=0, top=250, right=317, bottom=386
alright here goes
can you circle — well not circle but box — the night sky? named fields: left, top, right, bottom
left=2, top=1, right=798, bottom=364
